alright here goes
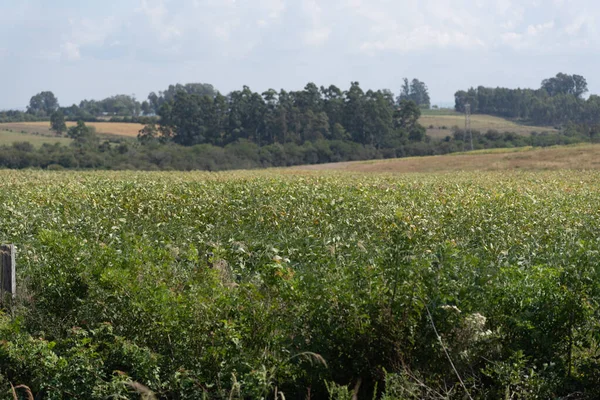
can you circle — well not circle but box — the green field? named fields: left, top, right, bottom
left=419, top=110, right=558, bottom=138
left=0, top=129, right=72, bottom=147
left=2, top=168, right=600, bottom=398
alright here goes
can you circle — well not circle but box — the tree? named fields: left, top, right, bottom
left=148, top=83, right=217, bottom=113
left=398, top=78, right=411, bottom=103
left=27, top=91, right=59, bottom=117
left=397, top=78, right=430, bottom=108
left=141, top=101, right=152, bottom=116
left=157, top=92, right=211, bottom=146
left=572, top=75, right=589, bottom=98
left=50, top=111, right=67, bottom=136
left=541, top=73, right=588, bottom=98
left=67, top=120, right=98, bottom=148
left=409, top=79, right=431, bottom=109
left=454, top=88, right=479, bottom=113
left=344, top=82, right=367, bottom=144
left=138, top=123, right=159, bottom=144
left=395, top=100, right=425, bottom=141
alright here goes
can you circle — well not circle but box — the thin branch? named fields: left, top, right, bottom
left=424, top=303, right=474, bottom=400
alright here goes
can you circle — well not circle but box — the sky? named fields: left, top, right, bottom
left=0, top=0, right=599, bottom=109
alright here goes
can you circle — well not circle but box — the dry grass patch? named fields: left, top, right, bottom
left=292, top=144, right=600, bottom=174
left=0, top=130, right=72, bottom=147
left=0, top=121, right=144, bottom=138
left=419, top=113, right=557, bottom=139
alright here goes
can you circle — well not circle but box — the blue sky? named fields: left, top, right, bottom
left=1, top=0, right=599, bottom=109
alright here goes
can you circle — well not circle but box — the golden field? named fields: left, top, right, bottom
left=0, top=121, right=144, bottom=138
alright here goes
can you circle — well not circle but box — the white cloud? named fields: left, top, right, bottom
left=260, top=0, right=285, bottom=20
left=500, top=20, right=556, bottom=50
left=213, top=18, right=241, bottom=41
left=304, top=27, right=331, bottom=46
left=61, top=42, right=81, bottom=60
left=565, top=14, right=594, bottom=36
left=3, top=0, right=600, bottom=109
left=346, top=0, right=487, bottom=53
left=360, top=25, right=485, bottom=53
left=137, top=0, right=181, bottom=42
left=302, top=0, right=331, bottom=46
left=526, top=21, right=554, bottom=36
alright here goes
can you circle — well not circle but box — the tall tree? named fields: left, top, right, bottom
left=398, top=78, right=411, bottom=103
left=68, top=120, right=99, bottom=149
left=541, top=73, right=588, bottom=98
left=409, top=79, right=431, bottom=109
left=27, top=91, right=59, bottom=117
left=158, top=91, right=213, bottom=146
left=397, top=78, right=430, bottom=108
left=344, top=82, right=367, bottom=144
left=50, top=110, right=67, bottom=135
left=395, top=100, right=425, bottom=141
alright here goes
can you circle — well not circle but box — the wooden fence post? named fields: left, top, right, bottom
left=1, top=244, right=16, bottom=306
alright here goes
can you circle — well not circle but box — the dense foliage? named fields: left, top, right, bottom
left=0, top=125, right=588, bottom=171
left=65, top=95, right=144, bottom=119
left=454, top=73, right=600, bottom=126
left=2, top=170, right=600, bottom=399
left=27, top=91, right=59, bottom=118
left=147, top=82, right=427, bottom=148
left=397, top=78, right=431, bottom=109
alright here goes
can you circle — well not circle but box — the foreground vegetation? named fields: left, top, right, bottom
left=2, top=170, right=600, bottom=399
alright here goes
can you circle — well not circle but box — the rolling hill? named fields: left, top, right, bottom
left=292, top=144, right=600, bottom=173
left=420, top=110, right=558, bottom=138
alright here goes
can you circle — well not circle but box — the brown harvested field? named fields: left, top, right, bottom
left=0, top=121, right=144, bottom=138
left=291, top=144, right=600, bottom=174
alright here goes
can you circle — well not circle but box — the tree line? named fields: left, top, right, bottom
left=140, top=82, right=429, bottom=148
left=4, top=78, right=431, bottom=122
left=455, top=73, right=600, bottom=126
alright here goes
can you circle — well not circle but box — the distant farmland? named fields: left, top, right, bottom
left=0, top=130, right=72, bottom=147
left=292, top=143, right=600, bottom=173
left=419, top=110, right=558, bottom=138
left=0, top=121, right=144, bottom=138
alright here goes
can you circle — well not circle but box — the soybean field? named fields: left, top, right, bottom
left=1, top=169, right=600, bottom=399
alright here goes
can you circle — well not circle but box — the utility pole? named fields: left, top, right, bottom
left=465, top=103, right=473, bottom=151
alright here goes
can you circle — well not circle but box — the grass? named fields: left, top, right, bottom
left=419, top=111, right=558, bottom=138
left=292, top=143, right=600, bottom=173
left=420, top=108, right=460, bottom=116
left=0, top=121, right=144, bottom=138
left=0, top=130, right=72, bottom=147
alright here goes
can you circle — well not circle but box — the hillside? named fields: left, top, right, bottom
left=293, top=144, right=600, bottom=173
left=420, top=110, right=558, bottom=138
